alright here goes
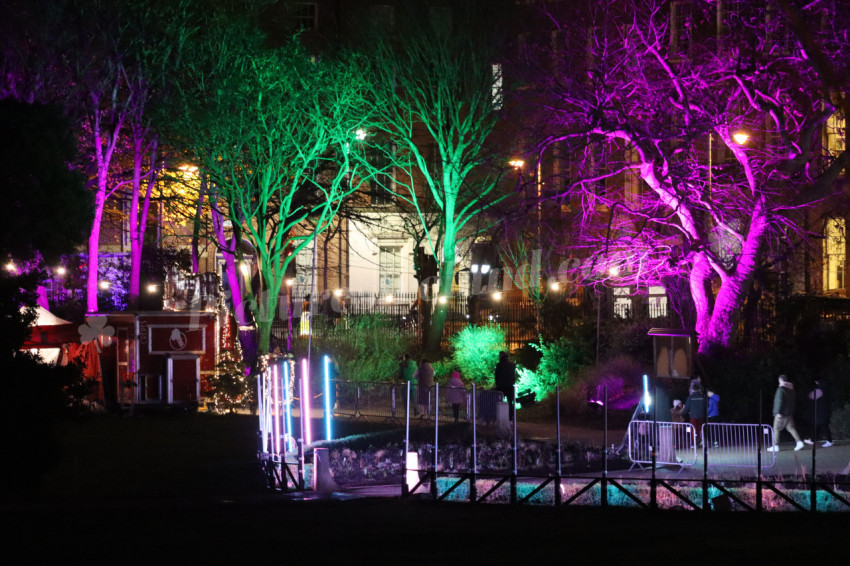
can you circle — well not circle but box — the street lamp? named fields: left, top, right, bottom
left=732, top=131, right=750, bottom=145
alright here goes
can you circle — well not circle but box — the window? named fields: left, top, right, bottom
left=291, top=2, right=317, bottom=31
left=823, top=218, right=846, bottom=292
left=648, top=286, right=668, bottom=319
left=669, top=0, right=692, bottom=56
left=491, top=63, right=503, bottom=111
left=613, top=287, right=632, bottom=319
left=825, top=110, right=846, bottom=157
left=369, top=145, right=394, bottom=206
left=379, top=245, right=402, bottom=294
left=429, top=6, right=452, bottom=33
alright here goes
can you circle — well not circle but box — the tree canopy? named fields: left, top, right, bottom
left=526, top=0, right=850, bottom=353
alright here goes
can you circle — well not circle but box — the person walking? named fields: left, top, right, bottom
left=706, top=389, right=721, bottom=447
left=804, top=379, right=834, bottom=448
left=445, top=370, right=466, bottom=423
left=414, top=358, right=434, bottom=417
left=494, top=351, right=517, bottom=420
left=768, top=375, right=805, bottom=452
left=682, top=383, right=707, bottom=447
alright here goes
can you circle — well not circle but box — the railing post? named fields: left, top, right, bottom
left=811, top=393, right=817, bottom=513
left=402, top=380, right=411, bottom=498
left=470, top=383, right=477, bottom=503
left=602, top=386, right=608, bottom=508
left=556, top=386, right=562, bottom=507
left=702, top=424, right=709, bottom=512
left=757, top=392, right=763, bottom=513
left=650, top=386, right=657, bottom=510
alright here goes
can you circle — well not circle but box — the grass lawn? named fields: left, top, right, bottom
left=35, top=412, right=266, bottom=502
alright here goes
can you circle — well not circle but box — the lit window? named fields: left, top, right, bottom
left=823, top=218, right=846, bottom=292
left=613, top=286, right=632, bottom=319
left=648, top=285, right=668, bottom=319
left=825, top=110, right=845, bottom=157
left=379, top=246, right=402, bottom=294
left=491, top=63, right=503, bottom=111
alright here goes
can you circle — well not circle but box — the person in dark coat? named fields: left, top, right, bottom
left=804, top=379, right=833, bottom=448
left=494, top=351, right=516, bottom=420
left=768, top=374, right=804, bottom=452
left=683, top=382, right=707, bottom=447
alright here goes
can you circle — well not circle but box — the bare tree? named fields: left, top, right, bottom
left=528, top=0, right=850, bottom=353
left=175, top=13, right=373, bottom=361
left=358, top=2, right=516, bottom=353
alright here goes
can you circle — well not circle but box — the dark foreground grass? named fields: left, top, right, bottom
left=5, top=413, right=850, bottom=564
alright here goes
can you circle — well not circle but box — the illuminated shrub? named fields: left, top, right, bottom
left=449, top=325, right=505, bottom=387
left=516, top=337, right=591, bottom=402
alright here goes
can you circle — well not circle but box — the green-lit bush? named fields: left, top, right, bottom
left=516, top=337, right=591, bottom=402
left=449, top=324, right=505, bottom=387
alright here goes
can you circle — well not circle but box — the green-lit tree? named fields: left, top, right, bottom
left=174, top=10, right=373, bottom=363
left=355, top=2, right=516, bottom=354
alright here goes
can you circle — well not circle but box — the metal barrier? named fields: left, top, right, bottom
left=331, top=380, right=410, bottom=422
left=701, top=422, right=776, bottom=468
left=627, top=420, right=697, bottom=467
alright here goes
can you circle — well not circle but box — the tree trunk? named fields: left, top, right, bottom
left=425, top=255, right=456, bottom=355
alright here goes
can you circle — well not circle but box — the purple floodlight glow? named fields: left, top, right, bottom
left=323, top=355, right=332, bottom=442
left=301, top=358, right=312, bottom=446
left=283, top=360, right=293, bottom=452
left=272, top=363, right=281, bottom=457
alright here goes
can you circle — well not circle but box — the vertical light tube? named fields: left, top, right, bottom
left=283, top=359, right=293, bottom=453
left=272, top=363, right=281, bottom=458
left=642, top=374, right=651, bottom=413
left=301, top=358, right=312, bottom=446
left=323, top=355, right=332, bottom=441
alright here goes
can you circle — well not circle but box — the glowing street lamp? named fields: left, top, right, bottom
left=146, top=284, right=158, bottom=293
left=438, top=295, right=448, bottom=305
left=492, top=291, right=503, bottom=301
left=550, top=281, right=560, bottom=291
left=99, top=280, right=110, bottom=290
left=56, top=266, right=67, bottom=276
left=508, top=159, right=525, bottom=169
left=732, top=131, right=750, bottom=145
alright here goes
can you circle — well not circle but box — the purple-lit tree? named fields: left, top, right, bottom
left=528, top=0, right=850, bottom=353
left=1, top=0, right=194, bottom=312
